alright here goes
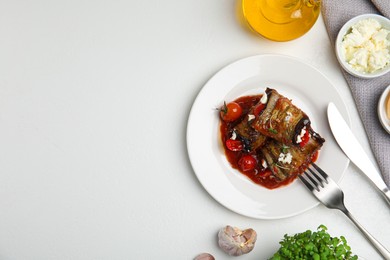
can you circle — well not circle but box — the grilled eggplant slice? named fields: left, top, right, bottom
left=253, top=88, right=324, bottom=148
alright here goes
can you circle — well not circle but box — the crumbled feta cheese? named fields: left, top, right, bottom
left=248, top=114, right=255, bottom=121
left=296, top=126, right=307, bottom=144
left=342, top=18, right=390, bottom=73
left=231, top=131, right=237, bottom=140
left=261, top=159, right=268, bottom=169
left=285, top=112, right=292, bottom=122
left=278, top=152, right=292, bottom=164
left=260, top=92, right=268, bottom=104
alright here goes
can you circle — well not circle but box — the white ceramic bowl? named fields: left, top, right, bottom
left=335, top=14, right=390, bottom=79
left=378, top=84, right=390, bottom=134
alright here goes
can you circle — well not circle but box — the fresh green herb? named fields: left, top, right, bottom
left=282, top=145, right=289, bottom=154
left=270, top=225, right=357, bottom=260
left=219, top=101, right=227, bottom=114
left=268, top=128, right=278, bottom=134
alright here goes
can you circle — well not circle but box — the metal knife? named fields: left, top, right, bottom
left=327, top=102, right=390, bottom=206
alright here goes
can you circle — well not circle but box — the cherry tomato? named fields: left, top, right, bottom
left=220, top=101, right=243, bottom=122
left=225, top=139, right=243, bottom=151
left=299, top=130, right=310, bottom=147
left=238, top=155, right=257, bottom=171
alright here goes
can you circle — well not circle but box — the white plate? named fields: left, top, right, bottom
left=187, top=54, right=350, bottom=219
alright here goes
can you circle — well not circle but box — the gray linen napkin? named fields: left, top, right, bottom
left=322, top=0, right=390, bottom=186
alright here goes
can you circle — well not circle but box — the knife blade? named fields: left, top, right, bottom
left=327, top=102, right=390, bottom=206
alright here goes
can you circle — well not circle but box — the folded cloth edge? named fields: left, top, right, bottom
left=322, top=0, right=390, bottom=186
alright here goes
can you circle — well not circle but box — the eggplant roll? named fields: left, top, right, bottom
left=261, top=135, right=323, bottom=181
left=253, top=88, right=325, bottom=147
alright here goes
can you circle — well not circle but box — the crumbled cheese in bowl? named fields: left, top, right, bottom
left=341, top=18, right=390, bottom=74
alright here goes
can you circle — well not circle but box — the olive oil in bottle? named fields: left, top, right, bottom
left=242, top=0, right=321, bottom=41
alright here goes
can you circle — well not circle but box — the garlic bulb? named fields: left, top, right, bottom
left=218, top=225, right=257, bottom=256
left=193, top=253, right=215, bottom=260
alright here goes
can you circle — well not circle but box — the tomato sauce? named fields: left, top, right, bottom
left=220, top=95, right=318, bottom=190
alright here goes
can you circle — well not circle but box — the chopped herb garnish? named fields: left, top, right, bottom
left=282, top=145, right=289, bottom=154
left=268, top=128, right=278, bottom=134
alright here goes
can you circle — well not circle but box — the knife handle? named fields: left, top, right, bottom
left=383, top=188, right=390, bottom=206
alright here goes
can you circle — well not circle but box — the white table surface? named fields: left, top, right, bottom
left=0, top=1, right=389, bottom=259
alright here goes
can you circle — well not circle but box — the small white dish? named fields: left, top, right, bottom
left=378, top=84, right=390, bottom=134
left=335, top=14, right=390, bottom=79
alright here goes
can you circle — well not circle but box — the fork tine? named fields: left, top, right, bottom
left=303, top=170, right=322, bottom=190
left=306, top=167, right=325, bottom=188
left=311, top=163, right=329, bottom=183
left=298, top=174, right=315, bottom=191
left=299, top=163, right=328, bottom=192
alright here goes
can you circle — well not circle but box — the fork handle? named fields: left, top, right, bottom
left=343, top=210, right=390, bottom=260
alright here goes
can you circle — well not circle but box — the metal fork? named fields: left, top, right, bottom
left=299, top=163, right=390, bottom=260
